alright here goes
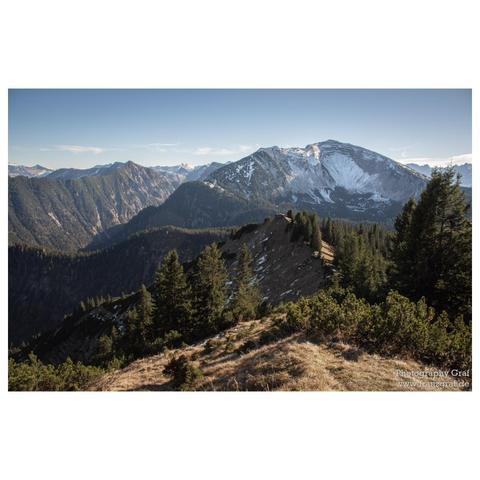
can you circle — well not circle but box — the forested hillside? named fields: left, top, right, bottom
left=9, top=226, right=230, bottom=345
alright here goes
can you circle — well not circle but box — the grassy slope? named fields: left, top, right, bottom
left=89, top=316, right=465, bottom=392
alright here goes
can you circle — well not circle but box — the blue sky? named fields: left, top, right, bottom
left=8, top=89, right=472, bottom=169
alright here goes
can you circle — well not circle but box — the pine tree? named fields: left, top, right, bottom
left=390, top=198, right=417, bottom=295
left=137, top=284, right=154, bottom=342
left=392, top=168, right=471, bottom=319
left=192, top=243, right=228, bottom=337
left=152, top=250, right=192, bottom=338
left=303, top=212, right=313, bottom=242
left=125, top=285, right=154, bottom=354
left=230, top=243, right=260, bottom=322
left=311, top=216, right=322, bottom=251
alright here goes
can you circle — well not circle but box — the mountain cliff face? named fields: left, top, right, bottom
left=206, top=140, right=428, bottom=216
left=8, top=161, right=179, bottom=251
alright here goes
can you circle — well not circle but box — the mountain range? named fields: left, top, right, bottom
left=406, top=162, right=472, bottom=187
left=8, top=161, right=180, bottom=251
left=9, top=140, right=472, bottom=254
left=85, top=140, right=440, bottom=250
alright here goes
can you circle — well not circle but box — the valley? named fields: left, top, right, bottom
left=9, top=225, right=230, bottom=345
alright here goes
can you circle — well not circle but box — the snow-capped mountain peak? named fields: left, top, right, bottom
left=204, top=140, right=429, bottom=219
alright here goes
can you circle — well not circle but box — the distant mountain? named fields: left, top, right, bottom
left=406, top=162, right=472, bottom=187
left=206, top=140, right=428, bottom=214
left=8, top=164, right=53, bottom=178
left=9, top=161, right=180, bottom=251
left=152, top=162, right=224, bottom=182
left=184, top=162, right=225, bottom=181
left=9, top=225, right=230, bottom=345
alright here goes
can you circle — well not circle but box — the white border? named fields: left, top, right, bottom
left=1, top=1, right=478, bottom=479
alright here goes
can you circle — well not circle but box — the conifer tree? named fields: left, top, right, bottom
left=137, top=284, right=153, bottom=336
left=192, top=243, right=228, bottom=337
left=125, top=285, right=153, bottom=353
left=152, top=250, right=192, bottom=338
left=230, top=243, right=260, bottom=322
left=390, top=198, right=417, bottom=295
left=392, top=168, right=471, bottom=319
left=311, top=216, right=322, bottom=251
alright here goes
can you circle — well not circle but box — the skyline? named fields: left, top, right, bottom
left=9, top=89, right=472, bottom=169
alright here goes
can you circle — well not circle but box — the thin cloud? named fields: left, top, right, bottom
left=193, top=145, right=253, bottom=156
left=131, top=143, right=180, bottom=153
left=147, top=143, right=179, bottom=147
left=40, top=145, right=109, bottom=155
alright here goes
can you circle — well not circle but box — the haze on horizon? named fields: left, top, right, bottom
left=8, top=89, right=472, bottom=170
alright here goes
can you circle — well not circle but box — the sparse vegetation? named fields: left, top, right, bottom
left=280, top=287, right=471, bottom=370
left=8, top=354, right=103, bottom=391
left=163, top=355, right=203, bottom=391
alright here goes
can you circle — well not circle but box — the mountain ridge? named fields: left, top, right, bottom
left=8, top=161, right=180, bottom=251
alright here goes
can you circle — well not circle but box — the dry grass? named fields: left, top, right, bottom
left=89, top=317, right=467, bottom=392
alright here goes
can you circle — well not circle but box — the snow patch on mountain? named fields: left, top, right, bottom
left=322, top=152, right=374, bottom=191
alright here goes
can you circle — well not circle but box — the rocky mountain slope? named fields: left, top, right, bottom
left=9, top=226, right=230, bottom=345
left=220, top=215, right=331, bottom=304
left=88, top=316, right=464, bottom=391
left=407, top=162, right=472, bottom=187
left=8, top=164, right=52, bottom=177
left=8, top=161, right=179, bottom=251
